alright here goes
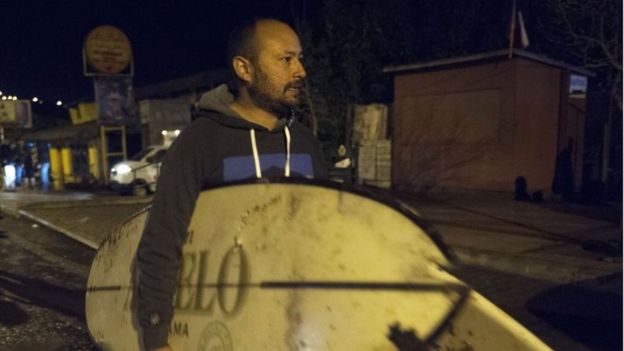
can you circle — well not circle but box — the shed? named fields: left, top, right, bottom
left=384, top=49, right=592, bottom=194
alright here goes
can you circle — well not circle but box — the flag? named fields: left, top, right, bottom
left=508, top=1, right=530, bottom=58
left=518, top=12, right=530, bottom=48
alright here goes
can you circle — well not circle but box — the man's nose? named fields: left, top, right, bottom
left=293, top=58, right=306, bottom=79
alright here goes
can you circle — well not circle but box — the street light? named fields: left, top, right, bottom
left=32, top=97, right=39, bottom=102
left=56, top=100, right=63, bottom=106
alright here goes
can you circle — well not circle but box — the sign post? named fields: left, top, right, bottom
left=83, top=25, right=135, bottom=184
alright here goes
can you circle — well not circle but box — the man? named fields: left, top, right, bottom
left=136, top=18, right=327, bottom=351
left=103, top=91, right=125, bottom=120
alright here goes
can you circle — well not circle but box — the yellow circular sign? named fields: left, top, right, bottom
left=84, top=25, right=132, bottom=74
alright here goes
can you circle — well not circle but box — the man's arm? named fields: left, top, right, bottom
left=136, top=132, right=204, bottom=350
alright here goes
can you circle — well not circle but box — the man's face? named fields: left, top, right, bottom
left=247, top=21, right=306, bottom=115
left=105, top=92, right=124, bottom=117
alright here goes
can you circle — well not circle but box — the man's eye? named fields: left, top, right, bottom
left=281, top=57, right=292, bottom=63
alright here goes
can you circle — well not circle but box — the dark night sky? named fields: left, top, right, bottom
left=0, top=1, right=320, bottom=104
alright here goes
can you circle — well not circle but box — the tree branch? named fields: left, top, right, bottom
left=599, top=7, right=623, bottom=71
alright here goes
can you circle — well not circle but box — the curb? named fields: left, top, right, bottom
left=17, top=209, right=100, bottom=250
left=451, top=245, right=621, bottom=284
left=20, top=196, right=152, bottom=210
left=0, top=203, right=20, bottom=218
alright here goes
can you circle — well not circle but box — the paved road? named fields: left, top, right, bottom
left=0, top=212, right=620, bottom=350
left=453, top=266, right=622, bottom=351
left=0, top=214, right=95, bottom=350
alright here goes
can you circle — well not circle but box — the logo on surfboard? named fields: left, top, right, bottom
left=197, top=321, right=233, bottom=351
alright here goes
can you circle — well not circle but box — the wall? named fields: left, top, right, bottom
left=392, top=59, right=516, bottom=192
left=512, top=58, right=562, bottom=192
left=392, top=57, right=566, bottom=193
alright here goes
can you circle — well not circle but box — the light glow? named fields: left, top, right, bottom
left=3, top=164, right=16, bottom=189
left=113, top=164, right=132, bottom=175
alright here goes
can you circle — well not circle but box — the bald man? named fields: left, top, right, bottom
left=136, top=18, right=327, bottom=351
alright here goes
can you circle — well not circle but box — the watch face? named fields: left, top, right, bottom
left=85, top=25, right=132, bottom=74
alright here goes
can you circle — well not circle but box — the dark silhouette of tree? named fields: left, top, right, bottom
left=540, top=0, right=621, bottom=109
left=291, top=0, right=414, bottom=149
left=538, top=0, right=622, bottom=197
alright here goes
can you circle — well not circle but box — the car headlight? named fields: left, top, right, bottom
left=112, top=164, right=132, bottom=175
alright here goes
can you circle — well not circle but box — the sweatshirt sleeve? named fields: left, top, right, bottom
left=136, top=131, right=204, bottom=350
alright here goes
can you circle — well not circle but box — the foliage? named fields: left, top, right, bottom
left=539, top=0, right=622, bottom=110
left=538, top=0, right=622, bottom=195
left=408, top=0, right=511, bottom=60
left=292, top=0, right=414, bottom=149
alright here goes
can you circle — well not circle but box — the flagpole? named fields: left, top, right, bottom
left=508, top=0, right=516, bottom=59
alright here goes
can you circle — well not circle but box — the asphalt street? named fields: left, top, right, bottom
left=453, top=266, right=621, bottom=351
left=0, top=208, right=621, bottom=351
left=0, top=214, right=94, bottom=350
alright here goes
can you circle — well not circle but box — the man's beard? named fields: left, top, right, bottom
left=248, top=68, right=301, bottom=116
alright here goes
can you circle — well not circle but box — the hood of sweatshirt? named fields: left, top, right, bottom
left=195, top=83, right=296, bottom=178
left=195, top=84, right=290, bottom=131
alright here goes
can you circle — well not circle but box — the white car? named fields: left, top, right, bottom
left=110, top=145, right=168, bottom=196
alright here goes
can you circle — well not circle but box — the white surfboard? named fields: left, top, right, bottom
left=86, top=180, right=552, bottom=350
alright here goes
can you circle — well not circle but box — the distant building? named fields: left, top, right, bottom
left=134, top=69, right=232, bottom=152
left=22, top=69, right=231, bottom=188
left=384, top=49, right=592, bottom=194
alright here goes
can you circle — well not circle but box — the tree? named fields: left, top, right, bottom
left=291, top=0, right=414, bottom=150
left=541, top=0, right=621, bottom=109
left=539, top=0, right=622, bottom=197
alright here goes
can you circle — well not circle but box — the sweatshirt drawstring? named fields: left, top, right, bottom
left=249, top=126, right=291, bottom=179
left=284, top=126, right=291, bottom=177
left=250, top=129, right=261, bottom=178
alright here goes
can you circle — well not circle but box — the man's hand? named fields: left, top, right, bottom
left=150, top=347, right=172, bottom=351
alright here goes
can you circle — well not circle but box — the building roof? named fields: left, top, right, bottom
left=134, top=69, right=233, bottom=100
left=22, top=121, right=98, bottom=143
left=383, top=49, right=594, bottom=77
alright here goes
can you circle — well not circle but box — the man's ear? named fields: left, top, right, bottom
left=232, top=56, right=253, bottom=84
